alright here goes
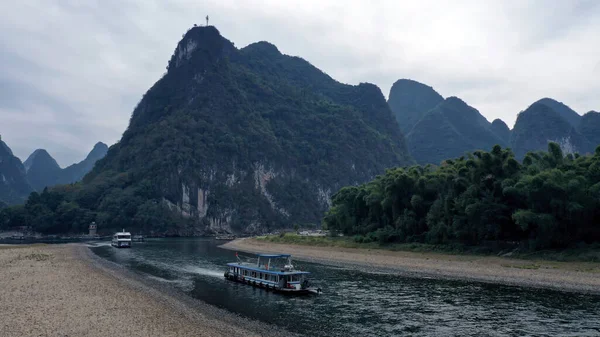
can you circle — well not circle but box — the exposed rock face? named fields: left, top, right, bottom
left=0, top=139, right=33, bottom=204
left=24, top=142, right=108, bottom=191
left=511, top=102, right=590, bottom=159
left=83, top=26, right=413, bottom=234
left=406, top=97, right=504, bottom=164
left=387, top=79, right=444, bottom=134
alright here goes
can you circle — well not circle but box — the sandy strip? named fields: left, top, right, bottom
left=221, top=238, right=600, bottom=294
left=0, top=244, right=294, bottom=337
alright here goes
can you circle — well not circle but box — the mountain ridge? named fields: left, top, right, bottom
left=77, top=25, right=414, bottom=234
left=387, top=79, right=444, bottom=134
left=0, top=138, right=33, bottom=204
left=24, top=142, right=108, bottom=191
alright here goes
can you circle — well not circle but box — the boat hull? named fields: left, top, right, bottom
left=224, top=271, right=320, bottom=295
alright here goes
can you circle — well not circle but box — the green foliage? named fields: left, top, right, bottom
left=0, top=140, right=33, bottom=205
left=407, top=97, right=506, bottom=164
left=511, top=102, right=591, bottom=159
left=324, top=144, right=600, bottom=250
left=0, top=26, right=413, bottom=235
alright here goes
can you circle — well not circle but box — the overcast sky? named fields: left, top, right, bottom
left=1, top=0, right=599, bottom=166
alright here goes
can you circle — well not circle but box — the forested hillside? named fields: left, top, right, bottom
left=0, top=26, right=412, bottom=235
left=25, top=149, right=63, bottom=191
left=387, top=79, right=443, bottom=134
left=324, top=143, right=600, bottom=249
left=578, top=111, right=600, bottom=151
left=0, top=139, right=33, bottom=205
left=407, top=97, right=505, bottom=164
left=534, top=98, right=581, bottom=128
left=511, top=103, right=590, bottom=159
left=490, top=119, right=511, bottom=144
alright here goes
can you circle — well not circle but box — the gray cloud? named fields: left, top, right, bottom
left=1, top=0, right=599, bottom=165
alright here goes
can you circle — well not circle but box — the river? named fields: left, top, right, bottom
left=90, top=238, right=600, bottom=337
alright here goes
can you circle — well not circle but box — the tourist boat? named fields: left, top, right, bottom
left=111, top=230, right=132, bottom=248
left=224, top=253, right=321, bottom=295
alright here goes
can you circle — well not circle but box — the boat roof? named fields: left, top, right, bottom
left=227, top=263, right=310, bottom=275
left=115, top=232, right=131, bottom=235
left=257, top=254, right=291, bottom=258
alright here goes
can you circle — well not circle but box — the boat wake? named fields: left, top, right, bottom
left=86, top=241, right=112, bottom=248
left=182, top=265, right=224, bottom=278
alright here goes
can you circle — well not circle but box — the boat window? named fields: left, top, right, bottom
left=291, top=275, right=300, bottom=282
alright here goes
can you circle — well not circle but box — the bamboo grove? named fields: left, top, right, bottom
left=323, top=144, right=600, bottom=249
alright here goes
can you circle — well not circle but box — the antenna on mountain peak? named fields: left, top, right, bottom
left=206, top=15, right=209, bottom=26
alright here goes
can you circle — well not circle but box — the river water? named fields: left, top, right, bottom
left=90, top=238, right=600, bottom=337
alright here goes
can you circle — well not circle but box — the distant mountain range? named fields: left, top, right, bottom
left=388, top=79, right=598, bottom=164
left=0, top=140, right=107, bottom=205
left=24, top=142, right=108, bottom=191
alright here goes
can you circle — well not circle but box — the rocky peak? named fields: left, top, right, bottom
left=24, top=149, right=60, bottom=172
left=578, top=111, right=600, bottom=151
left=167, top=26, right=235, bottom=70
left=490, top=118, right=511, bottom=144
left=242, top=41, right=282, bottom=59
left=511, top=102, right=589, bottom=158
left=387, top=79, right=444, bottom=134
left=0, top=139, right=33, bottom=204
left=534, top=98, right=581, bottom=128
left=86, top=142, right=108, bottom=161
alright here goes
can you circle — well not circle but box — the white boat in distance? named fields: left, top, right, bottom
left=111, top=229, right=132, bottom=248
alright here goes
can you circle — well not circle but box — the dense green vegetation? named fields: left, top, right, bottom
left=24, top=149, right=63, bottom=192
left=387, top=79, right=443, bottom=134
left=0, top=183, right=190, bottom=235
left=490, top=119, right=511, bottom=145
left=578, top=111, right=600, bottom=150
left=534, top=98, right=581, bottom=128
left=323, top=143, right=600, bottom=250
left=0, top=26, right=412, bottom=235
left=0, top=139, right=33, bottom=205
left=407, top=97, right=505, bottom=164
left=511, top=102, right=590, bottom=159
left=81, top=26, right=411, bottom=232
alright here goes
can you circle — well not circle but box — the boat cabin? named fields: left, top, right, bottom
left=226, top=254, right=313, bottom=292
left=111, top=229, right=132, bottom=248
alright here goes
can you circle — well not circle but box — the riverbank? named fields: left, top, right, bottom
left=221, top=238, right=600, bottom=294
left=0, top=244, right=292, bottom=337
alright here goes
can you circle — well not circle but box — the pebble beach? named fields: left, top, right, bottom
left=0, top=244, right=293, bottom=337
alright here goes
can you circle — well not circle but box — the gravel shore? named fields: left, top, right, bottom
left=0, top=244, right=294, bottom=337
left=221, top=238, right=600, bottom=294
